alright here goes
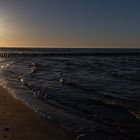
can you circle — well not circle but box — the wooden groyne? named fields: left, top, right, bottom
left=0, top=52, right=139, bottom=58
left=0, top=48, right=139, bottom=58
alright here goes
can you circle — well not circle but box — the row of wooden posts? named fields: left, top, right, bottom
left=0, top=52, right=139, bottom=58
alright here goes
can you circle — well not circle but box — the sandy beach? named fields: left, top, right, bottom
left=0, top=85, right=74, bottom=140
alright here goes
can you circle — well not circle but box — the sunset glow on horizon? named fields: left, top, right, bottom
left=0, top=0, right=140, bottom=48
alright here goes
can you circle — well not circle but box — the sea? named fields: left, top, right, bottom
left=0, top=48, right=140, bottom=140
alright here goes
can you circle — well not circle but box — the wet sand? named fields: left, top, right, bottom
left=0, top=85, right=74, bottom=140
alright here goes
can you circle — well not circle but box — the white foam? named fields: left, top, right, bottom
left=76, top=133, right=85, bottom=140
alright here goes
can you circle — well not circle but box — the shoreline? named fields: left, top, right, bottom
left=0, top=85, right=75, bottom=140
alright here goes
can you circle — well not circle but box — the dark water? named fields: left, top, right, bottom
left=0, top=49, right=140, bottom=140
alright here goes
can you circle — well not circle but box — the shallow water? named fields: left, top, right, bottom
left=0, top=50, right=140, bottom=140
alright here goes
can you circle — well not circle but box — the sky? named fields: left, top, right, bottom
left=0, top=0, right=140, bottom=48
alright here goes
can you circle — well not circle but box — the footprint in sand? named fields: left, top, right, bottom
left=3, top=128, right=10, bottom=132
left=3, top=128, right=14, bottom=139
left=3, top=135, right=7, bottom=138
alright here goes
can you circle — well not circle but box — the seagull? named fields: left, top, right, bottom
left=59, top=72, right=66, bottom=84
left=17, top=75, right=26, bottom=85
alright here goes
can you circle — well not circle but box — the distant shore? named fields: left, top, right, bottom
left=0, top=85, right=74, bottom=140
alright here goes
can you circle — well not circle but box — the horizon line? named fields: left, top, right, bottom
left=0, top=46, right=140, bottom=49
